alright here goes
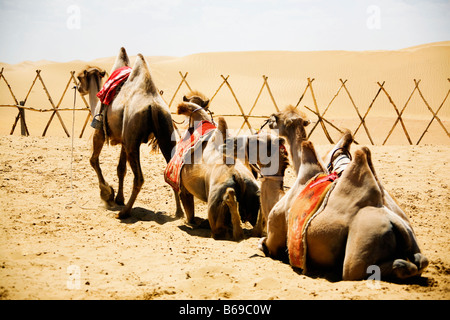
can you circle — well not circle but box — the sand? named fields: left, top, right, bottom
left=0, top=135, right=449, bottom=300
left=0, top=42, right=449, bottom=300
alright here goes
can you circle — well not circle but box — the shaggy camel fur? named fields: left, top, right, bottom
left=176, top=93, right=260, bottom=240
left=259, top=134, right=429, bottom=281
left=89, top=47, right=183, bottom=219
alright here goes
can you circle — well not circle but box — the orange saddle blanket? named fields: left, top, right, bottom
left=164, top=120, right=217, bottom=193
left=288, top=172, right=338, bottom=271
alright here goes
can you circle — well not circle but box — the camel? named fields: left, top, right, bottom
left=259, top=133, right=429, bottom=281
left=88, top=47, right=183, bottom=219
left=268, top=105, right=310, bottom=174
left=175, top=92, right=260, bottom=240
left=76, top=66, right=106, bottom=116
left=224, top=132, right=289, bottom=235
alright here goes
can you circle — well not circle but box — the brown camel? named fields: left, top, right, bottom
left=76, top=66, right=106, bottom=116
left=224, top=132, right=289, bottom=235
left=89, top=47, right=183, bottom=219
left=268, top=105, right=310, bottom=174
left=175, top=92, right=260, bottom=240
left=259, top=133, right=429, bottom=281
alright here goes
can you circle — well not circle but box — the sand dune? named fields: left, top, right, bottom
left=1, top=42, right=449, bottom=144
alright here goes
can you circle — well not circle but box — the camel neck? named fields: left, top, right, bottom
left=285, top=133, right=302, bottom=175
left=88, top=77, right=100, bottom=115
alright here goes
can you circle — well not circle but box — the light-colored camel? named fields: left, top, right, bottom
left=76, top=66, right=106, bottom=116
left=224, top=132, right=289, bottom=235
left=89, top=47, right=183, bottom=219
left=268, top=105, right=310, bottom=174
left=176, top=93, right=260, bottom=240
left=259, top=134, right=429, bottom=281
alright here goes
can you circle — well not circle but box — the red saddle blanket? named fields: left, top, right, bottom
left=164, top=120, right=217, bottom=192
left=96, top=66, right=132, bottom=105
left=288, top=172, right=338, bottom=271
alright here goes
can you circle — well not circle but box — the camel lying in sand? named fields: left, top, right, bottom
left=87, top=47, right=183, bottom=219
left=175, top=92, right=260, bottom=240
left=268, top=105, right=310, bottom=174
left=259, top=132, right=429, bottom=281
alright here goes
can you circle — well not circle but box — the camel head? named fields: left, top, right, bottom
left=76, top=66, right=106, bottom=95
left=177, top=91, right=211, bottom=127
left=221, top=133, right=289, bottom=177
left=268, top=105, right=310, bottom=140
left=182, top=90, right=210, bottom=110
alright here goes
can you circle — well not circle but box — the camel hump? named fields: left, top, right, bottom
left=300, top=141, right=321, bottom=166
left=111, top=47, right=130, bottom=72
left=128, top=54, right=158, bottom=94
left=297, top=141, right=326, bottom=184
left=333, top=148, right=383, bottom=208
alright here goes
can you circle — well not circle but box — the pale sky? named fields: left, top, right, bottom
left=0, top=0, right=449, bottom=64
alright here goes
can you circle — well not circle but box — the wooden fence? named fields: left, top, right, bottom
left=1, top=67, right=449, bottom=145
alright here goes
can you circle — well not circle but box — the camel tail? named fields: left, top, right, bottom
left=149, top=104, right=176, bottom=164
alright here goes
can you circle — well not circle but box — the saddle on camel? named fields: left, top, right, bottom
left=165, top=92, right=261, bottom=240
left=91, top=66, right=132, bottom=130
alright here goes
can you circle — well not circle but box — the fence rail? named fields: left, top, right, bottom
left=1, top=67, right=449, bottom=145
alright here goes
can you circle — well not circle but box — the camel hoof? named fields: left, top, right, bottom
left=115, top=210, right=131, bottom=220
left=413, top=253, right=429, bottom=273
left=100, top=184, right=115, bottom=207
left=258, top=237, right=270, bottom=256
left=175, top=208, right=184, bottom=219
left=233, top=230, right=244, bottom=242
left=393, top=259, right=419, bottom=279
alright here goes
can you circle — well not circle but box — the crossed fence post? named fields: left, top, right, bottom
left=1, top=68, right=449, bottom=144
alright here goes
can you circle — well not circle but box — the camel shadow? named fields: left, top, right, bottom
left=177, top=217, right=211, bottom=238
left=292, top=266, right=433, bottom=286
left=119, top=207, right=178, bottom=225
left=177, top=218, right=256, bottom=241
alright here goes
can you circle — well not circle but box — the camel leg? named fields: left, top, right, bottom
left=259, top=206, right=287, bottom=261
left=223, top=188, right=243, bottom=241
left=90, top=129, right=115, bottom=208
left=115, top=145, right=127, bottom=206
left=116, top=147, right=143, bottom=219
left=180, top=190, right=195, bottom=224
left=207, top=195, right=228, bottom=240
left=173, top=190, right=184, bottom=218
left=252, top=210, right=265, bottom=237
left=341, top=207, right=424, bottom=281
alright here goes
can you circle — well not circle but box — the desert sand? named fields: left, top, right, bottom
left=0, top=42, right=449, bottom=300
left=0, top=136, right=449, bottom=300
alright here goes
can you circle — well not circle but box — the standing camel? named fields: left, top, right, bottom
left=173, top=92, right=260, bottom=240
left=89, top=47, right=183, bottom=219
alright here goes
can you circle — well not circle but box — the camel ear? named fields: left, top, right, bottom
left=202, top=99, right=210, bottom=109
left=284, top=118, right=293, bottom=127
left=99, top=70, right=106, bottom=78
left=183, top=95, right=189, bottom=102
left=303, top=119, right=310, bottom=127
